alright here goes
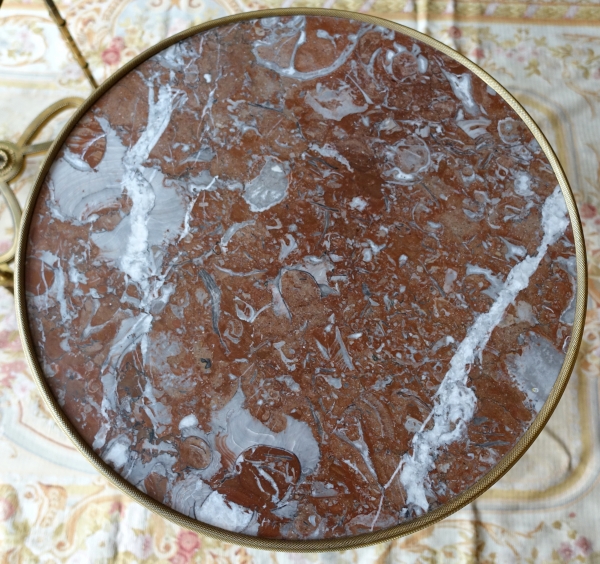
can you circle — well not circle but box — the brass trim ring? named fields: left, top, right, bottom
left=14, top=8, right=587, bottom=552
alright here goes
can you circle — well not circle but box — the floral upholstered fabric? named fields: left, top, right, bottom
left=1, top=0, right=600, bottom=561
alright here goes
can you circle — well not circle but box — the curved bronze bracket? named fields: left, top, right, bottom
left=0, top=97, right=84, bottom=290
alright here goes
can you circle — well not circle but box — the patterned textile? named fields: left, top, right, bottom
left=1, top=0, right=599, bottom=561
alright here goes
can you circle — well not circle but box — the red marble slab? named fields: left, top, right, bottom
left=24, top=15, right=576, bottom=539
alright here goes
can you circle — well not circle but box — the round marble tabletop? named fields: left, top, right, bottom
left=20, top=12, right=581, bottom=544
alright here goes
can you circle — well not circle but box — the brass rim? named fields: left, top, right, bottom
left=14, top=8, right=588, bottom=552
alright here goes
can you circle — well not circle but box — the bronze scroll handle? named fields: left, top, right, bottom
left=0, top=97, right=84, bottom=290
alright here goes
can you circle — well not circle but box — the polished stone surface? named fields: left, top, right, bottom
left=25, top=15, right=576, bottom=539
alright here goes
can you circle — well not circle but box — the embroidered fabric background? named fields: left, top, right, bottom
left=0, top=0, right=599, bottom=561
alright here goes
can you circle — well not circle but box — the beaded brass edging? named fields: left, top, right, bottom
left=14, top=8, right=587, bottom=552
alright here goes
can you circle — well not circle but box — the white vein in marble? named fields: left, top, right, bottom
left=384, top=186, right=569, bottom=515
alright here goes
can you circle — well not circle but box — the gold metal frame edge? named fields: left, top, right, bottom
left=14, top=7, right=588, bottom=553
